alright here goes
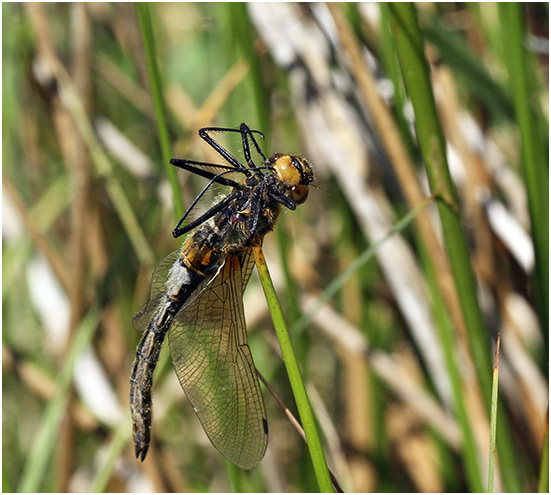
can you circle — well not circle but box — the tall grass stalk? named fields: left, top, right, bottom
left=378, top=4, right=482, bottom=489
left=252, top=244, right=333, bottom=493
left=227, top=461, right=243, bottom=492
left=538, top=418, right=549, bottom=493
left=420, top=238, right=484, bottom=492
left=488, top=334, right=501, bottom=492
left=388, top=1, right=491, bottom=391
left=387, top=3, right=521, bottom=491
left=498, top=3, right=549, bottom=344
left=24, top=12, right=155, bottom=267
left=136, top=3, right=184, bottom=221
left=227, top=3, right=269, bottom=135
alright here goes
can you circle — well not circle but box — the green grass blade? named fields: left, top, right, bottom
left=488, top=335, right=501, bottom=492
left=228, top=3, right=269, bottom=134
left=420, top=238, right=484, bottom=492
left=538, top=417, right=549, bottom=493
left=387, top=4, right=522, bottom=491
left=17, top=309, right=100, bottom=492
left=252, top=245, right=333, bottom=493
left=378, top=3, right=418, bottom=159
left=32, top=43, right=155, bottom=267
left=388, top=2, right=491, bottom=389
left=498, top=3, right=549, bottom=347
left=136, top=3, right=183, bottom=219
left=227, top=460, right=243, bottom=492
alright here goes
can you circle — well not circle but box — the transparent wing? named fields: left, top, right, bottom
left=239, top=246, right=256, bottom=292
left=167, top=249, right=268, bottom=469
left=133, top=250, right=180, bottom=333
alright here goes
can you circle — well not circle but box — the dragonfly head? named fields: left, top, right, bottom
left=268, top=153, right=315, bottom=205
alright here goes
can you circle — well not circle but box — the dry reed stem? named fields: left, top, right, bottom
left=387, top=400, right=444, bottom=491
left=167, top=58, right=251, bottom=165
left=25, top=4, right=94, bottom=488
left=158, top=447, right=191, bottom=493
left=140, top=443, right=170, bottom=492
left=23, top=4, right=163, bottom=489
left=433, top=65, right=496, bottom=285
left=338, top=248, right=373, bottom=491
left=164, top=59, right=252, bottom=227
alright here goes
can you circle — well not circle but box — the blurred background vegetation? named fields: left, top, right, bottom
left=2, top=2, right=548, bottom=492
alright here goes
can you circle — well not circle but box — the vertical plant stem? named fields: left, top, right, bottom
left=498, top=3, right=549, bottom=346
left=388, top=2, right=491, bottom=392
left=420, top=239, right=484, bottom=492
left=377, top=7, right=483, bottom=486
left=388, top=4, right=521, bottom=491
left=227, top=461, right=243, bottom=492
left=538, top=412, right=549, bottom=493
left=488, top=334, right=501, bottom=493
left=136, top=3, right=184, bottom=218
left=228, top=3, right=270, bottom=134
left=252, top=244, right=333, bottom=493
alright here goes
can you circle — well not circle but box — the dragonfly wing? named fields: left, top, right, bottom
left=239, top=247, right=256, bottom=292
left=133, top=250, right=180, bottom=333
left=167, top=250, right=268, bottom=469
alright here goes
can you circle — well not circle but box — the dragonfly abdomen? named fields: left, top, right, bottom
left=130, top=259, right=208, bottom=461
left=130, top=324, right=168, bottom=460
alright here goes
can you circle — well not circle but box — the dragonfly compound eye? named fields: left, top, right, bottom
left=290, top=184, right=309, bottom=204
left=272, top=154, right=302, bottom=188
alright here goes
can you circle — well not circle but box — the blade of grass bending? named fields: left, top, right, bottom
left=18, top=309, right=100, bottom=492
left=488, top=334, right=501, bottom=492
left=136, top=3, right=184, bottom=219
left=388, top=1, right=491, bottom=394
left=252, top=245, right=333, bottom=493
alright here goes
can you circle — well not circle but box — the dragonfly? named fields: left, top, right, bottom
left=130, top=123, right=314, bottom=469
